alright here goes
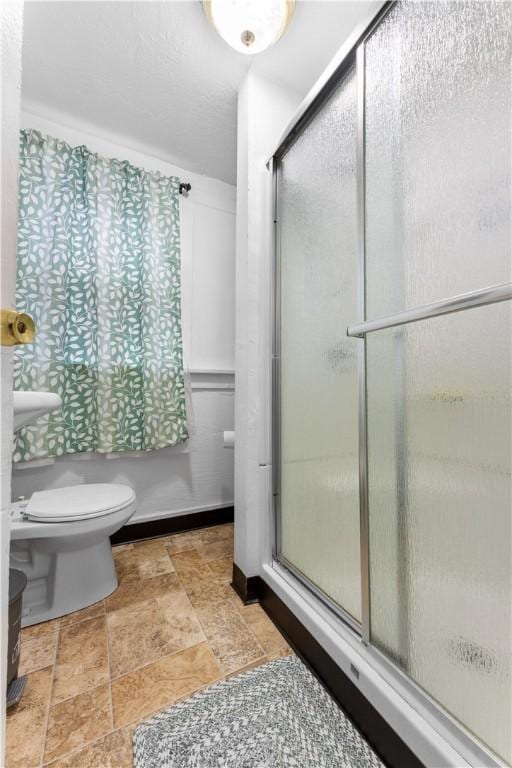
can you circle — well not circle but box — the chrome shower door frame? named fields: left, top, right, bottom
left=270, top=0, right=393, bottom=640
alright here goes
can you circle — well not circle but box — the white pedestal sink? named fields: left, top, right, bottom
left=13, top=391, right=62, bottom=431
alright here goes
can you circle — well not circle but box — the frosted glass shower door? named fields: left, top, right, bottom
left=277, top=67, right=361, bottom=621
left=364, top=1, right=511, bottom=762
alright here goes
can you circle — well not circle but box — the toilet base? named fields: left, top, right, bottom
left=13, top=538, right=119, bottom=628
left=10, top=488, right=136, bottom=627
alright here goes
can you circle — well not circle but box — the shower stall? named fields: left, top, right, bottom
left=270, top=1, right=511, bottom=765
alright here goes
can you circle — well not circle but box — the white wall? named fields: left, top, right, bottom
left=12, top=110, right=236, bottom=523
left=234, top=71, right=301, bottom=575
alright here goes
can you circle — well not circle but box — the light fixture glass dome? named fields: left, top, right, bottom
left=203, top=0, right=295, bottom=55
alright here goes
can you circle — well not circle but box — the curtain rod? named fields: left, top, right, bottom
left=179, top=182, right=191, bottom=195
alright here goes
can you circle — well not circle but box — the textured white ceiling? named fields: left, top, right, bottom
left=22, top=1, right=378, bottom=184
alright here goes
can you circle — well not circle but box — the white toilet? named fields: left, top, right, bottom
left=11, top=392, right=136, bottom=627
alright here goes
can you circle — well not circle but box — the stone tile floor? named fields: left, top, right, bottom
left=6, top=523, right=292, bottom=767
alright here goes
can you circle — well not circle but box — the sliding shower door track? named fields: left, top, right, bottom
left=275, top=555, right=362, bottom=636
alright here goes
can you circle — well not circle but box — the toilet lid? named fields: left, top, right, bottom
left=24, top=484, right=136, bottom=522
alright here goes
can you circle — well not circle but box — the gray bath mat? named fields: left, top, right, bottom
left=133, top=655, right=384, bottom=768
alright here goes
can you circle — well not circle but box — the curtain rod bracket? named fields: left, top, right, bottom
left=179, top=182, right=192, bottom=195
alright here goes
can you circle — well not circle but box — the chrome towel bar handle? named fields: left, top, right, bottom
left=347, top=282, right=512, bottom=338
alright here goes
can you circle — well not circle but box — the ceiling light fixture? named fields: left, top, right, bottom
left=202, top=0, right=295, bottom=55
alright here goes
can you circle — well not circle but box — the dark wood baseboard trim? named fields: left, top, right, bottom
left=230, top=563, right=262, bottom=605
left=233, top=562, right=425, bottom=768
left=110, top=506, right=234, bottom=546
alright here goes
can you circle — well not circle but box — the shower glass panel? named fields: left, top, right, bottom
left=365, top=2, right=511, bottom=762
left=365, top=0, right=512, bottom=317
left=366, top=304, right=511, bottom=762
left=277, top=67, right=361, bottom=621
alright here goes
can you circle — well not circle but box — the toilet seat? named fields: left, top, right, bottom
left=23, top=483, right=136, bottom=523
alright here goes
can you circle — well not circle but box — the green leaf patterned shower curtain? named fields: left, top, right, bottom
left=13, top=129, right=188, bottom=462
